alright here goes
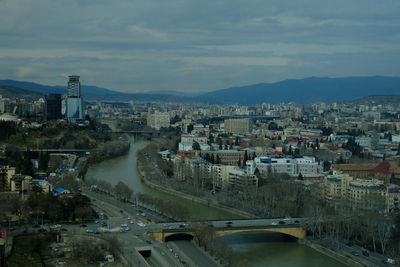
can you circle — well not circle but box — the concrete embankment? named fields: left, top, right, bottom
left=137, top=159, right=257, bottom=219
left=299, top=239, right=365, bottom=267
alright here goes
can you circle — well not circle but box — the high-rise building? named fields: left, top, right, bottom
left=67, top=75, right=81, bottom=97
left=45, top=94, right=62, bottom=120
left=147, top=111, right=170, bottom=130
left=66, top=75, right=83, bottom=122
left=224, top=118, right=252, bottom=134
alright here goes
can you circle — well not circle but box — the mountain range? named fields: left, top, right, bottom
left=1, top=76, right=400, bottom=105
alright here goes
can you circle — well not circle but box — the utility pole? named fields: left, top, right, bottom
left=0, top=234, right=5, bottom=267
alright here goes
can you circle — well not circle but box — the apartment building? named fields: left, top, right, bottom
left=323, top=172, right=399, bottom=213
left=254, top=155, right=323, bottom=178
left=224, top=118, right=252, bottom=135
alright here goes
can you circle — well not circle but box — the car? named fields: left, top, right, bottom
left=362, top=250, right=369, bottom=257
left=86, top=229, right=94, bottom=233
left=38, top=228, right=47, bottom=233
left=271, top=222, right=278, bottom=225
left=119, top=210, right=123, bottom=213
left=278, top=221, right=286, bottom=224
left=293, top=220, right=300, bottom=224
left=59, top=228, right=68, bottom=232
left=146, top=240, right=152, bottom=244
left=121, top=224, right=128, bottom=227
left=179, top=224, right=185, bottom=228
left=50, top=224, right=62, bottom=229
left=130, top=220, right=134, bottom=224
left=226, top=221, right=233, bottom=224
left=351, top=251, right=359, bottom=256
left=80, top=224, right=87, bottom=228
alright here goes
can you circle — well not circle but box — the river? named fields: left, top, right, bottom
left=86, top=138, right=345, bottom=266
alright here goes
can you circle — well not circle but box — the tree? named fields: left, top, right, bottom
left=192, top=141, right=201, bottom=151
left=114, top=181, right=133, bottom=201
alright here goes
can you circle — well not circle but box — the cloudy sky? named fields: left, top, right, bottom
left=1, top=0, right=399, bottom=93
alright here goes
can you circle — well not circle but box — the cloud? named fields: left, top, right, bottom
left=0, top=0, right=399, bottom=93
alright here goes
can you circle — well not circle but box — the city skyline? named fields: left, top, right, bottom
left=0, top=0, right=399, bottom=93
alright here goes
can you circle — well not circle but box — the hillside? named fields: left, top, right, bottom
left=2, top=76, right=400, bottom=105
left=0, top=85, right=43, bottom=101
left=196, top=76, right=400, bottom=105
left=346, top=95, right=400, bottom=106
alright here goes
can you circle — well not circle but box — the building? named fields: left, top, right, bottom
left=147, top=111, right=170, bottom=130
left=10, top=174, right=31, bottom=192
left=45, top=94, right=62, bottom=120
left=323, top=172, right=400, bottom=213
left=211, top=164, right=236, bottom=191
left=0, top=165, right=16, bottom=191
left=228, top=169, right=258, bottom=189
left=224, top=118, right=252, bottom=135
left=254, top=155, right=323, bottom=178
left=66, top=75, right=84, bottom=122
left=67, top=75, right=81, bottom=97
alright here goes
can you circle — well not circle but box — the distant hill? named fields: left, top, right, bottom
left=2, top=76, right=400, bottom=104
left=0, top=85, right=43, bottom=101
left=196, top=76, right=400, bottom=105
left=0, top=80, right=117, bottom=100
left=0, top=79, right=191, bottom=102
left=346, top=95, right=400, bottom=106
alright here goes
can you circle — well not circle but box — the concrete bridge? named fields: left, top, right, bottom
left=29, top=148, right=96, bottom=153
left=147, top=218, right=306, bottom=242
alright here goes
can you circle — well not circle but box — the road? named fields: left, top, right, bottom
left=171, top=240, right=220, bottom=267
left=83, top=188, right=221, bottom=267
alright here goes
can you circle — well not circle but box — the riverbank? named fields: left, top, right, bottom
left=299, top=239, right=367, bottom=267
left=137, top=159, right=257, bottom=219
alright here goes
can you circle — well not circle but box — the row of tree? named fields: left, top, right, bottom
left=137, top=193, right=190, bottom=220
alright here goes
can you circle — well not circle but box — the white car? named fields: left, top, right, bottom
left=121, top=224, right=128, bottom=227
left=271, top=222, right=278, bottom=225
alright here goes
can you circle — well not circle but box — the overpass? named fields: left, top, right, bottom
left=147, top=218, right=306, bottom=242
left=29, top=148, right=96, bottom=153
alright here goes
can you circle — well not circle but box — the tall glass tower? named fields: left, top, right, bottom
left=66, top=75, right=83, bottom=122
left=67, top=75, right=81, bottom=97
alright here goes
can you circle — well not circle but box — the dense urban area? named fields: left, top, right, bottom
left=1, top=76, right=400, bottom=267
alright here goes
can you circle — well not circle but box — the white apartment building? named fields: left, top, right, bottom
left=212, top=165, right=236, bottom=191
left=178, top=134, right=210, bottom=151
left=147, top=111, right=170, bottom=130
left=254, top=156, right=323, bottom=178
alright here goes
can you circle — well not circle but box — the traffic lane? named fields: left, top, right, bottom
left=341, top=244, right=387, bottom=267
left=172, top=240, right=220, bottom=267
left=152, top=246, right=182, bottom=267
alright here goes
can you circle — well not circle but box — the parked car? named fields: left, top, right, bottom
left=278, top=221, right=286, bottom=224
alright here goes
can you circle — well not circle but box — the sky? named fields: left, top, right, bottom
left=1, top=0, right=400, bottom=94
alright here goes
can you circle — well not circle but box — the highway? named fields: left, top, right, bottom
left=82, top=188, right=221, bottom=267
left=171, top=240, right=220, bottom=267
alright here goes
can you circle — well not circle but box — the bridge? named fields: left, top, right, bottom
left=29, top=148, right=96, bottom=153
left=147, top=218, right=306, bottom=242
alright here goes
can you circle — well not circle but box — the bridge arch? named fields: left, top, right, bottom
left=164, top=233, right=194, bottom=242
left=214, top=227, right=306, bottom=239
